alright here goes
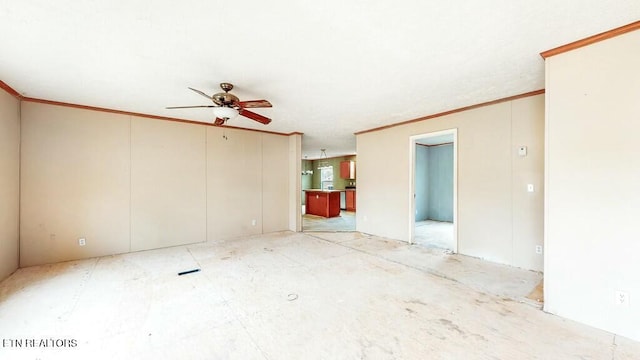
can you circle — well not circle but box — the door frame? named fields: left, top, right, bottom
left=408, top=128, right=458, bottom=253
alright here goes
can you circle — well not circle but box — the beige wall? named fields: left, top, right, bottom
left=356, top=94, right=544, bottom=271
left=544, top=30, right=640, bottom=341
left=262, top=134, right=291, bottom=233
left=511, top=98, right=545, bottom=269
left=206, top=127, right=292, bottom=238
left=131, top=117, right=207, bottom=251
left=288, top=134, right=302, bottom=231
left=20, top=102, right=296, bottom=266
left=207, top=127, right=263, bottom=239
left=0, top=89, right=20, bottom=281
left=20, top=103, right=131, bottom=266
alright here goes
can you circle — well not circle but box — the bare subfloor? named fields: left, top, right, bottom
left=303, top=210, right=356, bottom=232
left=414, top=220, right=454, bottom=251
left=1, top=232, right=638, bottom=359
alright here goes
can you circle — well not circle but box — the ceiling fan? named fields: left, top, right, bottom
left=166, top=82, right=272, bottom=126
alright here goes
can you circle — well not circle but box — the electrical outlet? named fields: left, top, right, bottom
left=78, top=238, right=86, bottom=246
left=251, top=219, right=256, bottom=226
left=615, top=291, right=629, bottom=306
left=535, top=245, right=543, bottom=254
left=518, top=146, right=528, bottom=157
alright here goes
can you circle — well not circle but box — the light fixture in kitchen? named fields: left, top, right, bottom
left=317, top=149, right=330, bottom=169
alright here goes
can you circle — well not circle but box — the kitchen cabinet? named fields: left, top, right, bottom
left=340, top=160, right=356, bottom=179
left=345, top=190, right=356, bottom=212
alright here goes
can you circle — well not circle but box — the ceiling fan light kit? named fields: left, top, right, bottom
left=212, top=106, right=239, bottom=120
left=166, top=82, right=272, bottom=126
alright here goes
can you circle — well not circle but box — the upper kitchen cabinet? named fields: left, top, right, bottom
left=340, top=160, right=356, bottom=179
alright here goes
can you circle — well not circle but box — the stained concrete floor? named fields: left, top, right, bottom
left=1, top=231, right=638, bottom=359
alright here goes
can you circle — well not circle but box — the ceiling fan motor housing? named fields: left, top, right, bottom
left=212, top=92, right=240, bottom=106
left=211, top=82, right=239, bottom=106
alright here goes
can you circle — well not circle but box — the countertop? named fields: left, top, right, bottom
left=304, top=189, right=343, bottom=193
left=304, top=189, right=356, bottom=192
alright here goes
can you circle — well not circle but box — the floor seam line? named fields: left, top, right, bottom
left=195, top=257, right=271, bottom=360
left=61, top=257, right=100, bottom=322
left=305, top=233, right=537, bottom=306
left=309, top=234, right=461, bottom=284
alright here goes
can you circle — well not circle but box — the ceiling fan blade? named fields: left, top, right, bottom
left=166, top=105, right=216, bottom=109
left=240, top=109, right=271, bottom=125
left=213, top=118, right=225, bottom=126
left=237, top=100, right=272, bottom=108
left=188, top=87, right=213, bottom=100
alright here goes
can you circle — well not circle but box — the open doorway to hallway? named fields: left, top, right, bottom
left=410, top=129, right=457, bottom=252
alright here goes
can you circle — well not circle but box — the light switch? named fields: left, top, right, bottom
left=527, top=184, right=534, bottom=192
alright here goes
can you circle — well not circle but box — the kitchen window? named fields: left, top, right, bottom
left=321, top=166, right=333, bottom=190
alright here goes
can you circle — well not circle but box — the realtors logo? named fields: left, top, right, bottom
left=2, top=338, right=78, bottom=348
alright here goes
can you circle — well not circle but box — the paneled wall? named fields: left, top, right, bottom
left=0, top=88, right=20, bottom=281
left=356, top=94, right=544, bottom=271
left=19, top=102, right=295, bottom=267
left=207, top=127, right=263, bottom=239
left=131, top=117, right=207, bottom=251
left=262, top=133, right=291, bottom=233
left=20, top=104, right=131, bottom=266
left=287, top=134, right=302, bottom=232
left=544, top=29, right=640, bottom=341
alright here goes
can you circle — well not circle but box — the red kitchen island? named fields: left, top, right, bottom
left=304, top=190, right=341, bottom=218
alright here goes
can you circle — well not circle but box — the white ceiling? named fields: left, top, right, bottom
left=1, top=1, right=638, bottom=159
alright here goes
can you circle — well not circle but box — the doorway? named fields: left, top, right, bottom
left=301, top=156, right=357, bottom=232
left=409, top=129, right=457, bottom=252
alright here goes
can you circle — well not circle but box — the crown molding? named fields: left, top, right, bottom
left=0, top=80, right=22, bottom=99
left=355, top=89, right=545, bottom=135
left=541, top=21, right=640, bottom=59
left=1, top=79, right=300, bottom=136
